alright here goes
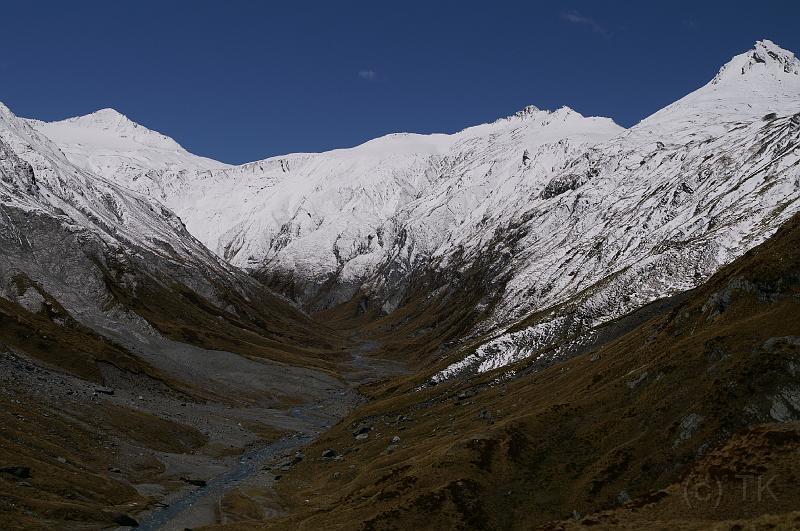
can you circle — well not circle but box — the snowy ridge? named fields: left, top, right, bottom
left=30, top=103, right=621, bottom=307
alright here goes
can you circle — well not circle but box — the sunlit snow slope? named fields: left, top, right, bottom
left=30, top=104, right=623, bottom=307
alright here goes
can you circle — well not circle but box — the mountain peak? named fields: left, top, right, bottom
left=51, top=108, right=184, bottom=151
left=86, top=107, right=128, bottom=122
left=67, top=107, right=140, bottom=130
left=500, top=105, right=582, bottom=123
left=712, top=39, right=800, bottom=85
left=91, top=107, right=125, bottom=117
left=513, top=104, right=542, bottom=118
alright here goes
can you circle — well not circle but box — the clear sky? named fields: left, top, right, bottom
left=1, top=1, right=798, bottom=164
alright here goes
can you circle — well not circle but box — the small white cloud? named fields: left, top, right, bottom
left=681, top=19, right=699, bottom=31
left=358, top=69, right=377, bottom=81
left=560, top=9, right=609, bottom=36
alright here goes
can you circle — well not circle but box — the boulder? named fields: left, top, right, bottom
left=180, top=477, right=207, bottom=487
left=352, top=424, right=372, bottom=437
left=111, top=513, right=139, bottom=527
left=0, top=466, right=31, bottom=479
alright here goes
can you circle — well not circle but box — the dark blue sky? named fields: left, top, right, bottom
left=1, top=1, right=798, bottom=164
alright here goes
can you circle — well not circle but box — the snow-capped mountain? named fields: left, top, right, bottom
left=23, top=39, right=800, bottom=381
left=29, top=101, right=624, bottom=307
left=431, top=39, right=800, bottom=379
left=0, top=100, right=333, bottom=391
left=2, top=105, right=218, bottom=263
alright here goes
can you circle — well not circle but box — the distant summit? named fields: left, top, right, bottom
left=49, top=107, right=185, bottom=151
left=712, top=39, right=800, bottom=85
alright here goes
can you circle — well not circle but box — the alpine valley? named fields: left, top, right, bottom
left=1, top=40, right=799, bottom=530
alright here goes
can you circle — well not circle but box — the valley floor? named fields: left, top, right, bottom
left=0, top=337, right=405, bottom=530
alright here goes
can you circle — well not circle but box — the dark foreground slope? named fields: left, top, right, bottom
left=0, top=234, right=360, bottom=530
left=215, top=213, right=800, bottom=530
left=0, top=263, right=354, bottom=529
